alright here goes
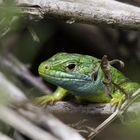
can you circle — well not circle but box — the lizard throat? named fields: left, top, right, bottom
left=40, top=70, right=91, bottom=82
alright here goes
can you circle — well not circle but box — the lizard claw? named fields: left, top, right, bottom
left=34, top=95, right=55, bottom=105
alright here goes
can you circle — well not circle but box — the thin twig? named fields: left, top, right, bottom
left=120, top=88, right=140, bottom=113
left=88, top=108, right=119, bottom=139
left=88, top=88, right=140, bottom=139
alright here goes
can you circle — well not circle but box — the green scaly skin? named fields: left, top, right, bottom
left=36, top=52, right=139, bottom=105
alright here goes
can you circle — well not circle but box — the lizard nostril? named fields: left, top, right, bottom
left=45, top=65, right=48, bottom=69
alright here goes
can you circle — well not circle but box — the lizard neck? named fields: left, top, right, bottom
left=62, top=68, right=105, bottom=96
left=71, top=77, right=104, bottom=96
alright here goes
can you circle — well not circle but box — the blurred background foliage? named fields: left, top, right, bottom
left=0, top=0, right=140, bottom=140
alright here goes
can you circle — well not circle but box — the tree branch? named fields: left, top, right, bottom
left=46, top=101, right=115, bottom=115
left=0, top=106, right=59, bottom=140
left=0, top=53, right=51, bottom=94
left=0, top=72, right=27, bottom=104
left=44, top=99, right=140, bottom=116
left=15, top=0, right=140, bottom=30
left=16, top=103, right=85, bottom=140
left=0, top=132, right=13, bottom=140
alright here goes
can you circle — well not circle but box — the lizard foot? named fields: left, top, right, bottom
left=34, top=95, right=56, bottom=105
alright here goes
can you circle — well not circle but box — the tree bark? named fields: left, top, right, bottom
left=14, top=0, right=140, bottom=30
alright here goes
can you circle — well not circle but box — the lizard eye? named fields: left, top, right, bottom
left=66, top=63, right=76, bottom=71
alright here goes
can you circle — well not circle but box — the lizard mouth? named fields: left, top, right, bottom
left=39, top=69, right=91, bottom=82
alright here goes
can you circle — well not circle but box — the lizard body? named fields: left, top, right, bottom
left=37, top=52, right=139, bottom=104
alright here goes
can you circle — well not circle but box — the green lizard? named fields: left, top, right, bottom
left=36, top=52, right=139, bottom=105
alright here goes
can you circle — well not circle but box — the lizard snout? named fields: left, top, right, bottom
left=38, top=62, right=49, bottom=76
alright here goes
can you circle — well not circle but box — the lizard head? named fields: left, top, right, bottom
left=38, top=52, right=103, bottom=94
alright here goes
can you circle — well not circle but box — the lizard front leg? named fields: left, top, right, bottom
left=34, top=87, right=68, bottom=104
